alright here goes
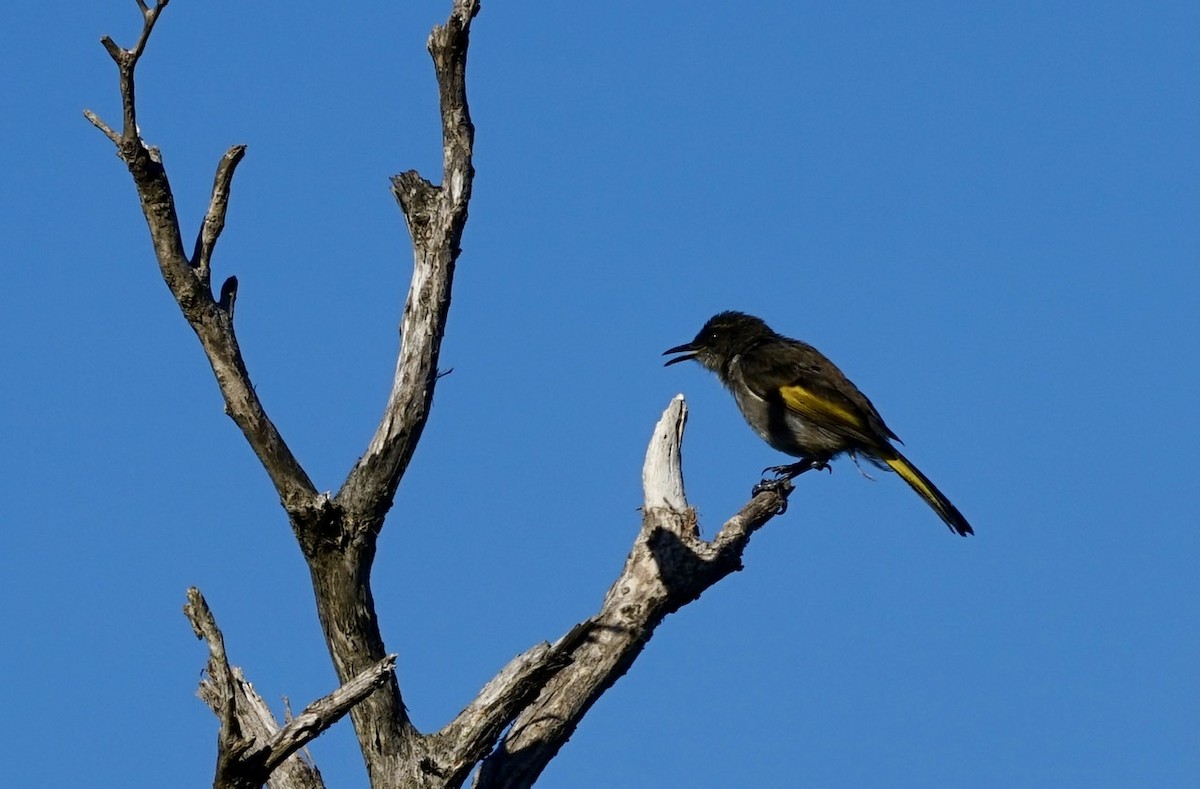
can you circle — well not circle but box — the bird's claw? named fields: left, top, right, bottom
left=762, top=464, right=795, bottom=479
left=751, top=458, right=832, bottom=515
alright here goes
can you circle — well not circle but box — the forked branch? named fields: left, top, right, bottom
left=473, top=397, right=792, bottom=788
left=431, top=621, right=595, bottom=785
left=185, top=588, right=397, bottom=789
left=85, top=1, right=318, bottom=518
left=86, top=0, right=169, bottom=144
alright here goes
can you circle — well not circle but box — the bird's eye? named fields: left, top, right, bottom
left=708, top=331, right=719, bottom=342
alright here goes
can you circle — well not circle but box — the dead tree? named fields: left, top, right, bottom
left=86, top=2, right=792, bottom=787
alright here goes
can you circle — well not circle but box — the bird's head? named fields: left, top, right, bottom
left=663, top=311, right=774, bottom=372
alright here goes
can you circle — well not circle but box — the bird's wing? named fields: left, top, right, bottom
left=740, top=339, right=900, bottom=447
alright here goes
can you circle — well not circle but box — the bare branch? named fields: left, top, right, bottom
left=336, top=0, right=481, bottom=527
left=185, top=587, right=396, bottom=789
left=642, top=394, right=689, bottom=512
left=704, top=486, right=794, bottom=560
left=93, top=0, right=170, bottom=143
left=129, top=0, right=170, bottom=60
left=100, top=35, right=123, bottom=63
left=185, top=586, right=277, bottom=789
left=433, top=621, right=594, bottom=785
left=82, top=109, right=120, bottom=144
left=431, top=0, right=480, bottom=206
left=184, top=588, right=241, bottom=742
left=194, top=145, right=249, bottom=282
left=87, top=6, right=318, bottom=518
left=263, top=655, right=398, bottom=775
left=474, top=397, right=792, bottom=788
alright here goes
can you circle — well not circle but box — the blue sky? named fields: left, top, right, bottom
left=2, top=1, right=1197, bottom=786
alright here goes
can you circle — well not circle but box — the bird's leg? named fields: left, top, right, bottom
left=751, top=455, right=832, bottom=509
left=762, top=455, right=832, bottom=481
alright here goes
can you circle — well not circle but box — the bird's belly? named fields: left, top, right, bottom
left=730, top=384, right=845, bottom=457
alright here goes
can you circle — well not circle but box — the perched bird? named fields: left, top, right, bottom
left=664, top=311, right=972, bottom=536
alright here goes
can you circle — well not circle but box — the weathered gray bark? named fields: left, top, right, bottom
left=87, top=3, right=793, bottom=788
left=184, top=588, right=396, bottom=789
left=473, top=398, right=791, bottom=788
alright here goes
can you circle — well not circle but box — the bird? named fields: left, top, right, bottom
left=663, top=311, right=973, bottom=536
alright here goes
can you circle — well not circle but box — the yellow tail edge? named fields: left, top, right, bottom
left=883, top=452, right=973, bottom=537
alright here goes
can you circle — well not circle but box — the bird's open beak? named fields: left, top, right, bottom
left=662, top=342, right=698, bottom=366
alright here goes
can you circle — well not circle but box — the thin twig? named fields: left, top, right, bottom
left=82, top=109, right=120, bottom=144
left=129, top=0, right=170, bottom=61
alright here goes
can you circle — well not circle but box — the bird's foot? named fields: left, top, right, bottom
left=751, top=457, right=832, bottom=514
left=752, top=476, right=790, bottom=496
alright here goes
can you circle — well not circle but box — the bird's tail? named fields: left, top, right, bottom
left=881, top=449, right=973, bottom=536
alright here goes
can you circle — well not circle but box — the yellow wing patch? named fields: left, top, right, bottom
left=778, top=384, right=866, bottom=431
